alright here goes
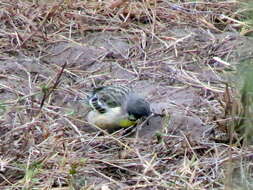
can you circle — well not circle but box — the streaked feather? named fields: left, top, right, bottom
left=89, top=85, right=132, bottom=113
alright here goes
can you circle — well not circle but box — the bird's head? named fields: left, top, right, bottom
left=124, top=94, right=151, bottom=121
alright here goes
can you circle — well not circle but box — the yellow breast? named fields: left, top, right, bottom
left=87, top=107, right=136, bottom=130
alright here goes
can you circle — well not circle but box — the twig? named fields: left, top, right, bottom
left=39, top=62, right=67, bottom=110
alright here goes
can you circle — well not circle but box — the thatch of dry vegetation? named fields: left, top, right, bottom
left=0, top=0, right=253, bottom=189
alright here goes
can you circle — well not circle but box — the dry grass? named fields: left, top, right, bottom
left=0, top=0, right=253, bottom=189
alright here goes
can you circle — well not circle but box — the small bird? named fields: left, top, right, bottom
left=85, top=85, right=151, bottom=131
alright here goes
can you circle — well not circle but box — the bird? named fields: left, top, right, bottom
left=85, top=85, right=151, bottom=131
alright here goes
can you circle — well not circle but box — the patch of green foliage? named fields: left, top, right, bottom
left=240, top=0, right=253, bottom=36
left=235, top=60, right=253, bottom=144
